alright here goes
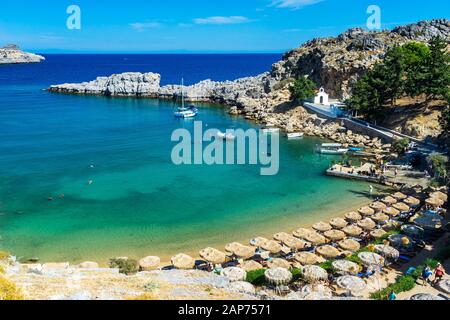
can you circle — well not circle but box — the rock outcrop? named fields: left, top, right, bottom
left=0, top=44, right=45, bottom=64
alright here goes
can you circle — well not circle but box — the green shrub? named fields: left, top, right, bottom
left=370, top=275, right=416, bottom=300
left=319, top=260, right=335, bottom=273
left=246, top=269, right=266, bottom=286
left=290, top=268, right=302, bottom=282
left=109, top=258, right=138, bottom=275
left=393, top=138, right=410, bottom=154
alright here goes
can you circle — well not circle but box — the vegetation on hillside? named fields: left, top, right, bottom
left=290, top=76, right=317, bottom=102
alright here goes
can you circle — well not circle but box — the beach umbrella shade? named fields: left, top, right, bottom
left=336, top=276, right=367, bottom=296
left=273, top=232, right=292, bottom=242
left=358, top=206, right=375, bottom=217
left=338, top=239, right=361, bottom=252
left=332, top=260, right=360, bottom=275
left=261, top=240, right=283, bottom=254
left=199, top=247, right=227, bottom=265
left=425, top=197, right=444, bottom=208
left=413, top=215, right=443, bottom=230
left=400, top=224, right=424, bottom=237
left=430, top=191, right=447, bottom=202
left=404, top=196, right=420, bottom=207
left=302, top=265, right=328, bottom=283
left=300, top=284, right=333, bottom=300
left=282, top=236, right=310, bottom=250
left=264, top=267, right=292, bottom=285
left=138, top=256, right=160, bottom=271
left=222, top=267, right=247, bottom=282
left=381, top=196, right=397, bottom=205
left=316, top=245, right=340, bottom=259
left=393, top=202, right=410, bottom=212
left=345, top=211, right=362, bottom=222
left=358, top=252, right=385, bottom=267
left=225, top=242, right=255, bottom=259
left=392, top=192, right=407, bottom=200
left=383, top=207, right=400, bottom=217
left=267, top=258, right=291, bottom=269
left=371, top=212, right=389, bottom=223
left=410, top=293, right=445, bottom=300
left=294, top=252, right=320, bottom=265
left=329, top=217, right=348, bottom=229
left=342, top=225, right=363, bottom=237
left=370, top=201, right=387, bottom=212
left=304, top=232, right=327, bottom=245
left=370, top=229, right=387, bottom=239
left=312, top=221, right=332, bottom=233
left=239, top=260, right=263, bottom=272
left=171, top=253, right=195, bottom=270
left=228, top=281, right=256, bottom=295
left=293, top=228, right=314, bottom=239
left=357, top=218, right=376, bottom=230
left=374, top=244, right=399, bottom=260
left=324, top=229, right=346, bottom=241
left=249, top=237, right=269, bottom=248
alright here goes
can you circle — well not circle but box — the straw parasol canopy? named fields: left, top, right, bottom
left=338, top=239, right=361, bottom=252
left=329, top=217, right=348, bottom=229
left=294, top=252, right=320, bottom=265
left=336, top=276, right=367, bottom=295
left=324, top=229, right=346, bottom=241
left=410, top=293, right=445, bottom=300
left=357, top=218, right=376, bottom=230
left=393, top=202, right=410, bottom=212
left=430, top=191, right=447, bottom=202
left=293, top=228, right=314, bottom=239
left=393, top=192, right=407, bottom=200
left=264, top=267, right=292, bottom=285
left=312, top=221, right=332, bottom=233
left=370, top=229, right=387, bottom=239
left=404, top=196, right=420, bottom=207
left=358, top=252, right=385, bottom=266
left=304, top=232, right=326, bottom=245
left=316, top=245, right=340, bottom=259
left=249, top=237, right=269, bottom=248
left=222, top=267, right=247, bottom=282
left=228, top=281, right=256, bottom=294
left=371, top=212, right=390, bottom=223
left=383, top=207, right=400, bottom=217
left=302, top=265, right=328, bottom=283
left=381, top=196, right=397, bottom=205
left=199, top=247, right=227, bottom=264
left=342, top=225, right=363, bottom=237
left=225, top=242, right=255, bottom=259
left=332, top=260, right=360, bottom=275
left=239, top=260, right=263, bottom=272
left=345, top=211, right=362, bottom=222
left=401, top=224, right=424, bottom=237
left=374, top=244, right=400, bottom=260
left=358, top=206, right=375, bottom=216
left=171, top=253, right=195, bottom=270
left=261, top=240, right=283, bottom=254
left=282, top=236, right=310, bottom=250
left=273, top=232, right=292, bottom=242
left=370, top=201, right=387, bottom=212
left=267, top=258, right=291, bottom=269
left=425, top=197, right=444, bottom=208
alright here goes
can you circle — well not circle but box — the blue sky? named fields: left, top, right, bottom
left=0, top=0, right=448, bottom=53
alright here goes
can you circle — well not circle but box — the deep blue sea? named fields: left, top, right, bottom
left=0, top=54, right=372, bottom=263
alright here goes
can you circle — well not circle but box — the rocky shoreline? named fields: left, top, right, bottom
left=0, top=45, right=45, bottom=64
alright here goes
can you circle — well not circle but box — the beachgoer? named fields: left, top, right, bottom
left=388, top=291, right=397, bottom=300
left=394, top=168, right=398, bottom=176
left=434, top=263, right=445, bottom=284
left=422, top=266, right=433, bottom=285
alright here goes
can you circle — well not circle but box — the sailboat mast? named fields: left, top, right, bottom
left=181, top=77, right=184, bottom=108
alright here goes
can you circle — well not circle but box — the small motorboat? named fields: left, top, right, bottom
left=287, top=132, right=304, bottom=139
left=317, top=143, right=348, bottom=155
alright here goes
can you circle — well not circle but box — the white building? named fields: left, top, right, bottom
left=313, top=87, right=330, bottom=106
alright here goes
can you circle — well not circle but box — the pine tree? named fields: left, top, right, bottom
left=290, top=76, right=317, bottom=102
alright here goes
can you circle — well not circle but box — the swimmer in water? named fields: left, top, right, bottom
left=88, top=180, right=93, bottom=185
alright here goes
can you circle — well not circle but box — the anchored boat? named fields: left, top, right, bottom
left=317, top=143, right=348, bottom=155
left=174, top=78, right=198, bottom=118
left=287, top=132, right=304, bottom=139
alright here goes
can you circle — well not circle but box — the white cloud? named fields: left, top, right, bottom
left=129, top=22, right=161, bottom=31
left=193, top=16, right=250, bottom=25
left=271, top=0, right=324, bottom=9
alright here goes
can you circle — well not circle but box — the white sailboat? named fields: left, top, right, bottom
left=174, top=78, right=198, bottom=118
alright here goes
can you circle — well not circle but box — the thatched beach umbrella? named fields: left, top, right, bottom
left=336, top=276, right=367, bottom=296
left=282, top=236, right=310, bottom=250
left=381, top=196, right=397, bottom=205
left=425, top=197, right=444, bottom=208
left=316, top=245, right=340, bottom=259
left=302, top=265, right=328, bottom=283
left=261, top=240, right=283, bottom=254
left=304, top=232, right=326, bottom=245
left=239, top=260, right=263, bottom=272
left=268, top=258, right=291, bottom=269
left=264, top=267, right=292, bottom=285
left=225, top=242, right=255, bottom=259
left=404, top=196, right=420, bottom=207
left=228, top=281, right=256, bottom=294
left=358, top=252, right=385, bottom=267
left=430, top=191, right=447, bottom=202
left=358, top=206, right=375, bottom=217
left=171, top=253, right=195, bottom=270
left=329, top=217, right=348, bottom=229
left=312, top=221, right=332, bottom=233
left=383, top=207, right=400, bottom=217
left=345, top=211, right=362, bottom=222
left=371, top=212, right=390, bottom=223
left=293, top=228, right=314, bottom=239
left=222, top=267, right=247, bottom=282
left=374, top=244, right=399, bottom=260
left=370, top=229, right=387, bottom=239
left=199, top=247, right=227, bottom=265
left=332, top=260, right=359, bottom=275
left=370, top=201, right=387, bottom=212
left=299, top=284, right=333, bottom=300
left=357, top=218, right=376, bottom=230
left=410, top=293, right=445, bottom=300
left=338, top=239, right=361, bottom=252
left=342, top=225, right=363, bottom=237
left=324, top=229, right=346, bottom=241
left=393, top=192, right=407, bottom=200
left=294, top=252, right=320, bottom=265
left=273, top=232, right=291, bottom=242
left=393, top=202, right=410, bottom=212
left=249, top=237, right=269, bottom=248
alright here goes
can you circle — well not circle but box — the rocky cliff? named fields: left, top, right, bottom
left=0, top=45, right=45, bottom=64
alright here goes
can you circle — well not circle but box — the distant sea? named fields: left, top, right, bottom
left=0, top=54, right=372, bottom=263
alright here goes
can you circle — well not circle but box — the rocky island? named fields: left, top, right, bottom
left=0, top=44, right=45, bottom=64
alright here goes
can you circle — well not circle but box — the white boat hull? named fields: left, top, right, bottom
left=287, top=132, right=304, bottom=139
left=318, top=149, right=348, bottom=155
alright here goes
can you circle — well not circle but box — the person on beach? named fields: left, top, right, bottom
left=433, top=263, right=445, bottom=284
left=422, top=266, right=433, bottom=285
left=388, top=291, right=397, bottom=300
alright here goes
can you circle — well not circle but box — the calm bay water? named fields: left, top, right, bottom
left=0, top=55, right=372, bottom=263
